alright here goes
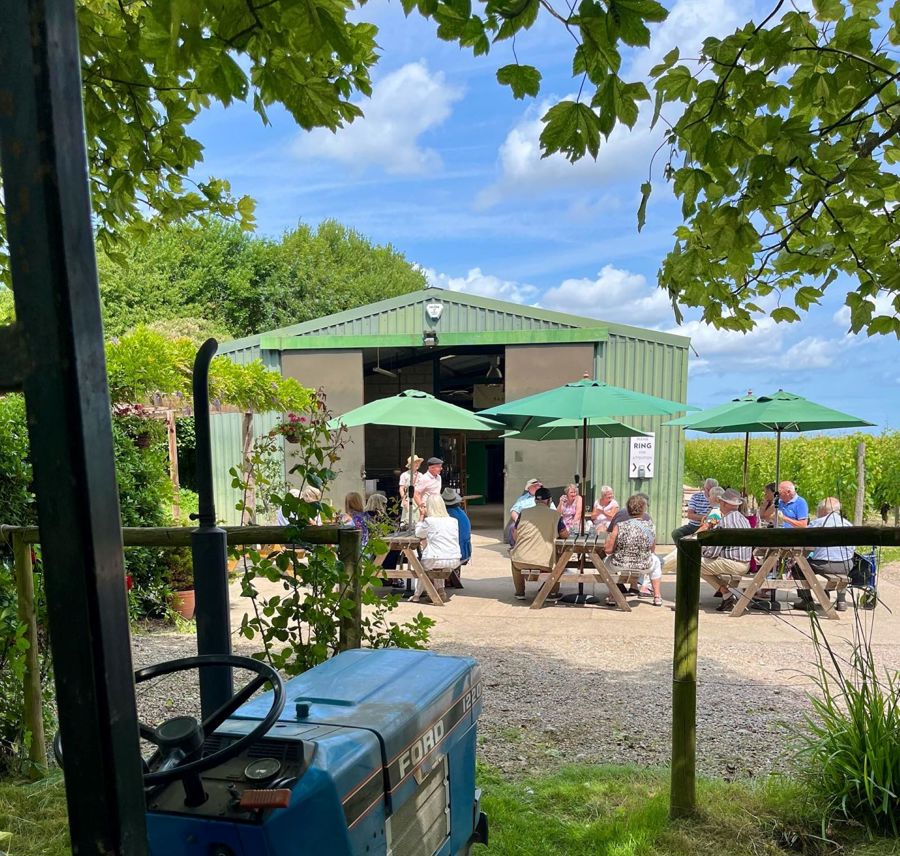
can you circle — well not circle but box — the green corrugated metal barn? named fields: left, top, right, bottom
left=213, top=288, right=691, bottom=540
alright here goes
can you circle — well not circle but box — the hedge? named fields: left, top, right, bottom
left=684, top=432, right=900, bottom=515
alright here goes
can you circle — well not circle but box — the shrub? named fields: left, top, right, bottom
left=798, top=608, right=900, bottom=837
left=233, top=397, right=433, bottom=674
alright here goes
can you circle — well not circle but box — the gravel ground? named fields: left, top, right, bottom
left=130, top=556, right=900, bottom=782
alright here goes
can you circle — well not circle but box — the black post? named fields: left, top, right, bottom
left=0, top=1, right=148, bottom=851
left=191, top=339, right=233, bottom=717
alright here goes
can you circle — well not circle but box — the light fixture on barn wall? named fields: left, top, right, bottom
left=372, top=347, right=397, bottom=378
left=423, top=330, right=439, bottom=347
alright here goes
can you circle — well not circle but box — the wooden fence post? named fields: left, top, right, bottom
left=670, top=537, right=701, bottom=819
left=12, top=533, right=46, bottom=767
left=337, top=527, right=362, bottom=651
left=854, top=442, right=865, bottom=525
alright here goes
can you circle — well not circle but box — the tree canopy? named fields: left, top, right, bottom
left=97, top=219, right=427, bottom=338
left=0, top=0, right=896, bottom=335
left=412, top=0, right=899, bottom=336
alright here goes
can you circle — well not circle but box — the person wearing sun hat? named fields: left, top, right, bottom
left=699, top=488, right=752, bottom=612
left=398, top=454, right=424, bottom=517
left=442, top=487, right=472, bottom=571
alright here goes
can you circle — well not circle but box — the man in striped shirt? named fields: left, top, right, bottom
left=671, top=478, right=718, bottom=542
left=698, top=489, right=751, bottom=612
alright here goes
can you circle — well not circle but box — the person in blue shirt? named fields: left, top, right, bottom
left=777, top=481, right=809, bottom=528
left=442, top=488, right=471, bottom=589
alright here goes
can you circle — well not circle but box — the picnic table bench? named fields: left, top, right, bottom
left=726, top=546, right=847, bottom=618
left=524, top=532, right=645, bottom=611
left=372, top=532, right=453, bottom=607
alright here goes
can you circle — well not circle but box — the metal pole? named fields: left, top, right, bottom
left=408, top=426, right=417, bottom=530
left=12, top=534, right=46, bottom=768
left=774, top=430, right=782, bottom=528
left=0, top=0, right=148, bottom=848
left=741, top=432, right=750, bottom=499
left=191, top=339, right=233, bottom=718
left=670, top=536, right=700, bottom=818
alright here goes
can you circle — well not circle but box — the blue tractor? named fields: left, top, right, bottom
left=136, top=648, right=488, bottom=856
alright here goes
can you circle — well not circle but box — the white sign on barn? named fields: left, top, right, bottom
left=629, top=433, right=655, bottom=479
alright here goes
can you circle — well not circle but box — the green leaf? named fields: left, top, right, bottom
left=812, top=0, right=844, bottom=21
left=649, top=46, right=679, bottom=77
left=794, top=286, right=823, bottom=309
left=539, top=101, right=602, bottom=161
left=771, top=306, right=802, bottom=323
left=637, top=181, right=652, bottom=232
left=496, top=64, right=542, bottom=99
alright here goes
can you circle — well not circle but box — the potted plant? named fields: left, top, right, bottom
left=166, top=547, right=195, bottom=620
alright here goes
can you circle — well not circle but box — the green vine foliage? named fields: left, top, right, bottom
left=684, top=432, right=900, bottom=514
left=232, top=393, right=433, bottom=675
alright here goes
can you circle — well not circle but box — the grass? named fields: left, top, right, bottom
left=3, top=765, right=900, bottom=856
left=476, top=765, right=900, bottom=856
left=0, top=773, right=69, bottom=856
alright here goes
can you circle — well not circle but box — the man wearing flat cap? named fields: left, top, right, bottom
left=698, top=488, right=751, bottom=612
left=414, top=456, right=443, bottom=515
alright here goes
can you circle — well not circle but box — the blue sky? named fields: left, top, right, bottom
left=191, top=0, right=899, bottom=430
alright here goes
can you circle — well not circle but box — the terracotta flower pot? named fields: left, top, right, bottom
left=171, top=589, right=195, bottom=620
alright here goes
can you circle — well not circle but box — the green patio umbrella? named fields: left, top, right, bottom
left=500, top=416, right=649, bottom=442
left=480, top=377, right=695, bottom=531
left=330, top=389, right=502, bottom=527
left=665, top=392, right=756, bottom=496
left=663, top=390, right=873, bottom=523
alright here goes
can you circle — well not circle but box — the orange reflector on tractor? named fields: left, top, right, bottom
left=239, top=789, right=292, bottom=810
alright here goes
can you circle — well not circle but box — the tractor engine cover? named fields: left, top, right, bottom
left=146, top=649, right=486, bottom=856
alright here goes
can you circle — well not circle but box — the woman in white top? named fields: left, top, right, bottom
left=591, top=485, right=619, bottom=530
left=412, top=494, right=461, bottom=603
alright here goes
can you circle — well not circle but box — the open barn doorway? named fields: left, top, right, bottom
left=360, top=345, right=504, bottom=527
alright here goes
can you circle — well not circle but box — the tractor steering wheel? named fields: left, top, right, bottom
left=135, top=654, right=285, bottom=788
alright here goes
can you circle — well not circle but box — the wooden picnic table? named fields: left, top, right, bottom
left=528, top=532, right=641, bottom=611
left=372, top=532, right=450, bottom=607
left=729, top=546, right=844, bottom=618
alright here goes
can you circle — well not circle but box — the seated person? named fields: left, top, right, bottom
left=699, top=489, right=751, bottom=612
left=558, top=483, right=584, bottom=535
left=442, top=488, right=472, bottom=565
left=795, top=497, right=852, bottom=612
left=758, top=482, right=777, bottom=527
left=672, top=478, right=717, bottom=542
left=591, top=485, right=619, bottom=531
left=777, top=481, right=809, bottom=528
left=702, top=486, right=725, bottom=529
left=505, top=478, right=543, bottom=545
left=341, top=491, right=369, bottom=547
left=412, top=494, right=461, bottom=604
left=603, top=495, right=661, bottom=606
left=276, top=485, right=322, bottom=527
left=509, top=487, right=566, bottom=601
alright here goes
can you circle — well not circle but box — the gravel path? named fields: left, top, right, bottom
left=130, top=550, right=900, bottom=782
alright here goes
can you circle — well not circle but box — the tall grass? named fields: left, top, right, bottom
left=798, top=605, right=900, bottom=837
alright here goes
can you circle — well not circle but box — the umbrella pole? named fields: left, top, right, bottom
left=774, top=430, right=782, bottom=528
left=408, top=426, right=417, bottom=530
left=581, top=418, right=589, bottom=534
left=742, top=432, right=750, bottom=499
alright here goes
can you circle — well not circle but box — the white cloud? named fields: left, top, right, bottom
left=476, top=99, right=658, bottom=208
left=294, top=62, right=463, bottom=175
left=422, top=266, right=540, bottom=304
left=784, top=337, right=837, bottom=369
left=476, top=0, right=755, bottom=208
left=833, top=291, right=899, bottom=329
left=542, top=265, right=675, bottom=326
